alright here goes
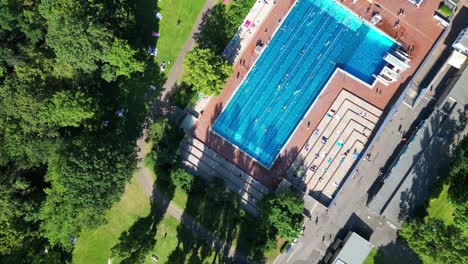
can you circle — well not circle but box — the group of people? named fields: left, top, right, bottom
left=159, top=61, right=171, bottom=71
left=148, top=12, right=163, bottom=56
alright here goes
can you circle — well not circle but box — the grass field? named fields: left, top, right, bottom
left=155, top=0, right=207, bottom=73
left=144, top=216, right=220, bottom=263
left=144, top=157, right=188, bottom=210
left=72, top=165, right=207, bottom=263
left=73, top=173, right=152, bottom=264
left=427, top=184, right=455, bottom=225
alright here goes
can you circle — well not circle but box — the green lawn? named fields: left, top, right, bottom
left=72, top=165, right=205, bottom=263
left=265, top=237, right=287, bottom=264
left=364, top=248, right=378, bottom=264
left=427, top=184, right=455, bottom=225
left=155, top=0, right=207, bottom=73
left=144, top=216, right=220, bottom=263
left=363, top=247, right=416, bottom=264
left=73, top=173, right=152, bottom=264
left=144, top=156, right=188, bottom=210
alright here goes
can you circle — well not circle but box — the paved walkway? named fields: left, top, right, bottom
left=160, top=0, right=217, bottom=101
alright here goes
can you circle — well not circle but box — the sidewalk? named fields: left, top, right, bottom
left=160, top=0, right=217, bottom=101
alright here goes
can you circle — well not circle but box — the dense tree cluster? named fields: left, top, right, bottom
left=197, top=0, right=256, bottom=54
left=174, top=0, right=253, bottom=103
left=183, top=48, right=232, bottom=96
left=400, top=218, right=467, bottom=264
left=258, top=188, right=304, bottom=241
left=400, top=137, right=468, bottom=264
left=0, top=0, right=154, bottom=261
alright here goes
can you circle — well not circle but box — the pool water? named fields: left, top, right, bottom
left=213, top=0, right=396, bottom=167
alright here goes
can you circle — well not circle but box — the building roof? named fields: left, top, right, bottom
left=332, top=232, right=374, bottom=264
left=447, top=50, right=467, bottom=69
left=453, top=28, right=468, bottom=55
left=368, top=66, right=468, bottom=226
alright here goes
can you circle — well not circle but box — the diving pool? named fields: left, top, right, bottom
left=212, top=0, right=396, bottom=168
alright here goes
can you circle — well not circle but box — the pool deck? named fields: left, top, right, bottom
left=192, top=0, right=443, bottom=190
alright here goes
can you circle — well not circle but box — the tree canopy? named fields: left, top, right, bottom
left=400, top=218, right=467, bottom=264
left=0, top=0, right=155, bottom=261
left=40, top=136, right=136, bottom=248
left=258, top=188, right=304, bottom=241
left=196, top=0, right=256, bottom=54
left=183, top=48, right=232, bottom=96
left=400, top=137, right=468, bottom=264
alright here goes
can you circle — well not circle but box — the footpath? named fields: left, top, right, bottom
left=135, top=0, right=250, bottom=257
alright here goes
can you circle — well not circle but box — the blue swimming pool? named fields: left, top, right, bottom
left=213, top=0, right=396, bottom=167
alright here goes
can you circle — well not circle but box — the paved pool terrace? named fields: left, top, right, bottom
left=213, top=0, right=396, bottom=168
left=192, top=0, right=443, bottom=190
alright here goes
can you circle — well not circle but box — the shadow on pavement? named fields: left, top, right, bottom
left=371, top=240, right=421, bottom=264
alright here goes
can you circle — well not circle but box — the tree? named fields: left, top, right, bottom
left=196, top=0, right=255, bottom=54
left=400, top=218, right=468, bottom=264
left=148, top=118, right=184, bottom=167
left=39, top=0, right=112, bottom=73
left=0, top=175, right=33, bottom=254
left=102, top=38, right=144, bottom=82
left=225, top=0, right=256, bottom=37
left=258, top=188, right=304, bottom=241
left=39, top=90, right=95, bottom=128
left=0, top=165, right=71, bottom=263
left=171, top=168, right=194, bottom=191
left=447, top=137, right=468, bottom=205
left=196, top=4, right=231, bottom=54
left=183, top=48, right=232, bottom=96
left=446, top=137, right=468, bottom=230
left=39, top=136, right=136, bottom=248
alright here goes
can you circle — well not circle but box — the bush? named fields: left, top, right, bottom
left=170, top=168, right=194, bottom=191
left=170, top=82, right=198, bottom=109
left=148, top=118, right=184, bottom=168
left=279, top=241, right=290, bottom=253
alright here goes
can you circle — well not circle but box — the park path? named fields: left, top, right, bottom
left=150, top=0, right=218, bottom=122
left=159, top=0, right=217, bottom=101
left=136, top=163, right=251, bottom=263
left=135, top=1, right=252, bottom=262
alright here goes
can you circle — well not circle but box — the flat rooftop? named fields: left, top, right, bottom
left=331, top=232, right=374, bottom=264
left=192, top=0, right=443, bottom=190
left=368, top=65, right=468, bottom=226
